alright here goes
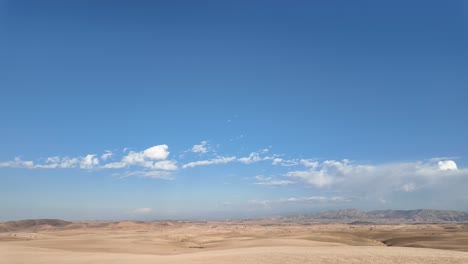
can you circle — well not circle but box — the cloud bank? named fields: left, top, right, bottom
left=1, top=142, right=467, bottom=209
left=0, top=144, right=177, bottom=179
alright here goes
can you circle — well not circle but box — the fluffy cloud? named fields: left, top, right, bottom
left=182, top=156, right=236, bottom=169
left=286, top=159, right=463, bottom=189
left=80, top=154, right=99, bottom=169
left=284, top=159, right=468, bottom=208
left=438, top=160, right=458, bottom=171
left=0, top=145, right=176, bottom=176
left=104, top=145, right=176, bottom=171
left=300, top=159, right=319, bottom=168
left=143, top=145, right=170, bottom=160
left=286, top=169, right=334, bottom=187
left=122, top=145, right=169, bottom=164
left=191, top=141, right=209, bottom=153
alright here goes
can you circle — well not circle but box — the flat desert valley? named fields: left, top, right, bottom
left=1, top=219, right=468, bottom=263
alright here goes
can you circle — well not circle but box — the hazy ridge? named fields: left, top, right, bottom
left=278, top=209, right=468, bottom=224
left=2, top=209, right=468, bottom=233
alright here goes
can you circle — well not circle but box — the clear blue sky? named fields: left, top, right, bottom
left=1, top=0, right=467, bottom=220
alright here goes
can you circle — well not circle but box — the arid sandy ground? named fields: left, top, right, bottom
left=1, top=221, right=468, bottom=263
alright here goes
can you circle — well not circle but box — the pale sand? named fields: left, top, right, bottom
left=1, top=222, right=467, bottom=263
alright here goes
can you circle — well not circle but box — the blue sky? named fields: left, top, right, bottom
left=1, top=0, right=467, bottom=220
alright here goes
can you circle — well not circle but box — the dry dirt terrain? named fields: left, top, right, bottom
left=1, top=220, right=468, bottom=263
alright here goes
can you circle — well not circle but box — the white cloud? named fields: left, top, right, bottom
left=101, top=151, right=113, bottom=161
left=238, top=151, right=282, bottom=165
left=300, top=159, right=319, bottom=168
left=144, top=145, right=170, bottom=160
left=105, top=145, right=176, bottom=170
left=254, top=175, right=294, bottom=186
left=401, top=183, right=417, bottom=192
left=284, top=159, right=467, bottom=203
left=272, top=158, right=283, bottom=165
left=238, top=152, right=262, bottom=164
left=122, top=145, right=169, bottom=166
left=60, top=157, right=81, bottom=168
left=182, top=156, right=236, bottom=169
left=37, top=156, right=81, bottom=169
left=152, top=160, right=178, bottom=171
left=270, top=157, right=300, bottom=167
left=0, top=157, right=35, bottom=169
left=0, top=156, right=87, bottom=169
left=80, top=154, right=99, bottom=169
left=191, top=141, right=209, bottom=154
left=283, top=196, right=349, bottom=203
left=438, top=160, right=458, bottom=171
left=255, top=175, right=272, bottom=181
left=249, top=196, right=349, bottom=206
left=103, top=162, right=126, bottom=169
left=286, top=159, right=374, bottom=188
left=255, top=180, right=295, bottom=186
left=122, top=170, right=174, bottom=180
left=286, top=169, right=335, bottom=187
left=0, top=144, right=175, bottom=173
left=131, top=208, right=153, bottom=214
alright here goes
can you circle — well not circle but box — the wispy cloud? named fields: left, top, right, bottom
left=0, top=157, right=35, bottom=169
left=271, top=158, right=299, bottom=167
left=255, top=180, right=295, bottom=186
left=254, top=175, right=294, bottom=186
left=101, top=151, right=113, bottom=161
left=249, top=196, right=350, bottom=207
left=120, top=170, right=174, bottom=180
left=182, top=156, right=236, bottom=169
left=131, top=208, right=153, bottom=214
left=191, top=141, right=209, bottom=154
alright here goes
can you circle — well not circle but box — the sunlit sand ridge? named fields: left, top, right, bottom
left=1, top=220, right=467, bottom=264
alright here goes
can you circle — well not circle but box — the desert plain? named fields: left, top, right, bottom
left=1, top=219, right=468, bottom=264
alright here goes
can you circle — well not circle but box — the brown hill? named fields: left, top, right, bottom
left=0, top=219, right=71, bottom=232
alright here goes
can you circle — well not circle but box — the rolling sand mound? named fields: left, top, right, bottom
left=1, top=244, right=467, bottom=264
left=1, top=221, right=468, bottom=263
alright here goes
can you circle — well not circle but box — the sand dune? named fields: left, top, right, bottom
left=1, top=221, right=467, bottom=263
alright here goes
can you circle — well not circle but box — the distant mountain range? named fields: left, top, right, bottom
left=0, top=219, right=71, bottom=232
left=2, top=209, right=468, bottom=233
left=278, top=209, right=468, bottom=224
